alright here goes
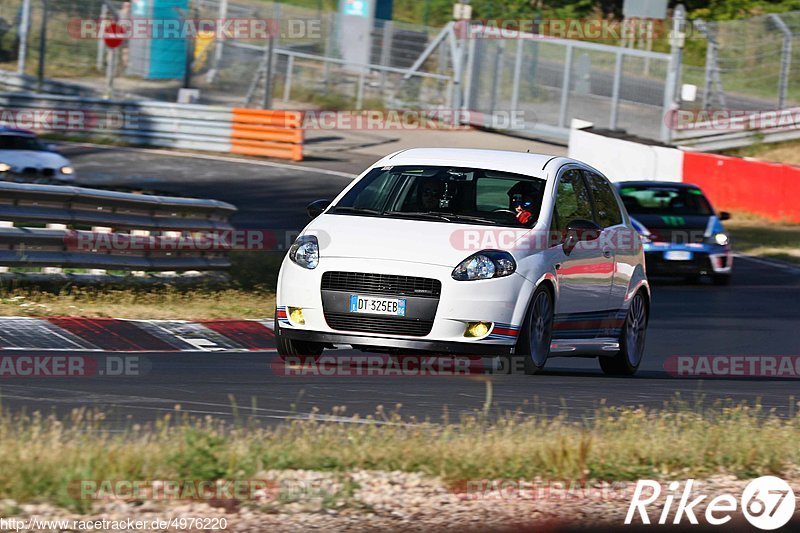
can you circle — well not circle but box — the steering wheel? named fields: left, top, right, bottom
left=492, top=208, right=517, bottom=216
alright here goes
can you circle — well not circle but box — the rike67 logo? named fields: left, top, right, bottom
left=626, top=476, right=796, bottom=530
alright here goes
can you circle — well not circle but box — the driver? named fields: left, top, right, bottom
left=507, top=182, right=540, bottom=225
left=417, top=177, right=446, bottom=211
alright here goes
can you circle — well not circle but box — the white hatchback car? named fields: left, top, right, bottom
left=276, top=149, right=650, bottom=375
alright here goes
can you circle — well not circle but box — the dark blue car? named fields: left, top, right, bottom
left=616, top=181, right=733, bottom=285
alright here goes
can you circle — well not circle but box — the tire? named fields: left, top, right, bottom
left=515, top=286, right=554, bottom=375
left=600, top=291, right=648, bottom=376
left=274, top=314, right=324, bottom=362
left=712, top=274, right=731, bottom=286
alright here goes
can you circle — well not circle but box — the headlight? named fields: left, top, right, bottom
left=712, top=233, right=729, bottom=246
left=289, top=235, right=319, bottom=269
left=60, top=166, right=75, bottom=175
left=0, top=163, right=10, bottom=173
left=452, top=250, right=516, bottom=281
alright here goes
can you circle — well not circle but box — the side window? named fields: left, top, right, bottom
left=553, top=169, right=594, bottom=233
left=586, top=172, right=623, bottom=228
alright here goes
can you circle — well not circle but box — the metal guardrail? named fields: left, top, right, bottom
left=0, top=181, right=237, bottom=274
left=0, top=92, right=305, bottom=160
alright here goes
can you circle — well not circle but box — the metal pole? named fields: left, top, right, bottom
left=609, top=51, right=623, bottom=130
left=17, top=0, right=31, bottom=74
left=36, top=0, right=48, bottom=92
left=356, top=67, right=365, bottom=110
left=105, top=47, right=116, bottom=99
left=769, top=14, right=792, bottom=110
left=558, top=44, right=573, bottom=129
left=283, top=53, right=294, bottom=103
left=509, top=39, right=524, bottom=113
left=379, top=21, right=393, bottom=93
left=97, top=3, right=107, bottom=72
left=205, top=0, right=228, bottom=83
left=261, top=34, right=275, bottom=109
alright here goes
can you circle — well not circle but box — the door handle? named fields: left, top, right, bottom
left=555, top=263, right=562, bottom=270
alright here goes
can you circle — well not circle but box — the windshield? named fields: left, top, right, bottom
left=618, top=185, right=713, bottom=216
left=331, top=165, right=546, bottom=227
left=0, top=134, right=46, bottom=151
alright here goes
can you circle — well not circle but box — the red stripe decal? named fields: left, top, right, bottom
left=46, top=317, right=177, bottom=351
left=200, top=320, right=276, bottom=350
left=492, top=327, right=519, bottom=337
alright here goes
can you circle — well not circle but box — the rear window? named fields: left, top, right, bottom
left=618, top=185, right=713, bottom=216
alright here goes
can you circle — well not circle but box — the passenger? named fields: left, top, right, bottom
left=507, top=182, right=540, bottom=225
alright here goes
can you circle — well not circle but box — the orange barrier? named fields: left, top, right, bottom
left=230, top=109, right=304, bottom=161
left=683, top=152, right=800, bottom=223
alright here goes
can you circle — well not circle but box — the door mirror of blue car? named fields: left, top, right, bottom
left=719, top=211, right=731, bottom=221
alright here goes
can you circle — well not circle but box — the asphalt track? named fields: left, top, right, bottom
left=1, top=144, right=798, bottom=424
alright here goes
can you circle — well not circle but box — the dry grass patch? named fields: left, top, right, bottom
left=0, top=398, right=798, bottom=511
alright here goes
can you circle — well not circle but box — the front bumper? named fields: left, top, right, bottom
left=278, top=327, right=514, bottom=355
left=644, top=243, right=733, bottom=276
left=276, top=256, right=534, bottom=352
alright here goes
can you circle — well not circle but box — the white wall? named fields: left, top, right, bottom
left=568, top=124, right=684, bottom=183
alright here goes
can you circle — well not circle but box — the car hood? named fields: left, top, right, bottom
left=306, top=213, right=529, bottom=267
left=630, top=213, right=719, bottom=243
left=0, top=150, right=70, bottom=170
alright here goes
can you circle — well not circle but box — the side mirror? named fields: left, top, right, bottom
left=719, top=211, right=731, bottom=221
left=563, top=219, right=601, bottom=256
left=307, top=199, right=331, bottom=219
left=45, top=143, right=60, bottom=152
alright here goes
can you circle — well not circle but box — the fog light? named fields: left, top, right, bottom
left=288, top=307, right=305, bottom=325
left=464, top=322, right=491, bottom=338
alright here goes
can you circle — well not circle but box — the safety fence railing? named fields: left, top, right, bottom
left=0, top=181, right=238, bottom=278
left=0, top=92, right=305, bottom=160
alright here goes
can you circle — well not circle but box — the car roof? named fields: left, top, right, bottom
left=376, top=148, right=584, bottom=178
left=616, top=181, right=701, bottom=190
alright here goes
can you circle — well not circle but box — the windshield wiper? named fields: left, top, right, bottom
left=384, top=211, right=453, bottom=222
left=330, top=206, right=383, bottom=215
left=441, top=214, right=500, bottom=225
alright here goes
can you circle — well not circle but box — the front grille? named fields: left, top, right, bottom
left=321, top=271, right=441, bottom=298
left=42, top=168, right=55, bottom=177
left=22, top=167, right=38, bottom=176
left=324, top=312, right=434, bottom=337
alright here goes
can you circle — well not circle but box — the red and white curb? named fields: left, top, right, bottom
left=0, top=317, right=276, bottom=352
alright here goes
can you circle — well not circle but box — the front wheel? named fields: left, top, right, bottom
left=599, top=291, right=648, bottom=376
left=515, top=286, right=554, bottom=375
left=274, top=314, right=324, bottom=362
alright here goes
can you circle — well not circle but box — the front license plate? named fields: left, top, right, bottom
left=664, top=250, right=693, bottom=261
left=349, top=295, right=406, bottom=316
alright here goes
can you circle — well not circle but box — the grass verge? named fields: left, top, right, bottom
left=727, top=212, right=800, bottom=265
left=0, top=397, right=798, bottom=511
left=0, top=287, right=275, bottom=320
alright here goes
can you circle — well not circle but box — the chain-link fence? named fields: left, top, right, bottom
left=683, top=11, right=800, bottom=111
left=465, top=31, right=674, bottom=142
left=3, top=1, right=799, bottom=144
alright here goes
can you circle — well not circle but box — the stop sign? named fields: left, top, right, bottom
left=103, top=22, right=125, bottom=49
